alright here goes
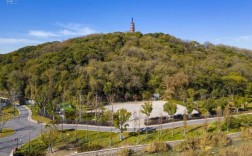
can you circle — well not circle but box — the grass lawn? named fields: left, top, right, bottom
left=17, top=124, right=204, bottom=155
left=17, top=113, right=252, bottom=155
left=17, top=122, right=240, bottom=156
left=27, top=105, right=52, bottom=123
left=248, top=102, right=252, bottom=109
left=2, top=106, right=19, bottom=122
left=0, top=128, right=15, bottom=138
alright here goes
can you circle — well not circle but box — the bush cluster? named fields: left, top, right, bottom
left=240, top=127, right=252, bottom=140
left=218, top=142, right=252, bottom=156
left=144, top=142, right=169, bottom=153
left=117, top=148, right=133, bottom=156
left=174, top=132, right=231, bottom=152
left=14, top=140, right=47, bottom=156
left=207, top=115, right=252, bottom=132
left=76, top=144, right=103, bottom=152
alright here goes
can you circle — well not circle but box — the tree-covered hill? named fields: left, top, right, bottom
left=1, top=32, right=252, bottom=107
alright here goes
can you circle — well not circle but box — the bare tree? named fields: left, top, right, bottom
left=182, top=110, right=187, bottom=136
left=224, top=104, right=231, bottom=132
left=216, top=106, right=222, bottom=132
left=158, top=108, right=163, bottom=140
left=0, top=103, right=8, bottom=133
left=137, top=110, right=141, bottom=144
left=8, top=89, right=19, bottom=116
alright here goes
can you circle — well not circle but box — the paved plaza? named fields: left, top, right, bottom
left=105, top=101, right=199, bottom=128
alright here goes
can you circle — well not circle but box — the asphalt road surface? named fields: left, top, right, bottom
left=0, top=105, right=42, bottom=156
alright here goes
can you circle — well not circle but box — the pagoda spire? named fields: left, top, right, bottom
left=130, top=17, right=135, bottom=32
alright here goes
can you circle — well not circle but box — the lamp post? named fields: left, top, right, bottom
left=15, top=135, right=22, bottom=150
left=15, top=137, right=19, bottom=149
left=61, top=109, right=65, bottom=131
left=110, top=102, right=114, bottom=147
left=29, top=118, right=31, bottom=154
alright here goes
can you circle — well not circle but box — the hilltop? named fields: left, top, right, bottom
left=0, top=32, right=252, bottom=105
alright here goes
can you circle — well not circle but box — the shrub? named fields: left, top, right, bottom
left=218, top=143, right=252, bottom=156
left=180, top=150, right=212, bottom=156
left=222, top=115, right=252, bottom=130
left=117, top=148, right=132, bottom=156
left=77, top=144, right=103, bottom=152
left=128, top=132, right=137, bottom=136
left=198, top=134, right=213, bottom=150
left=174, top=132, right=231, bottom=152
left=238, top=115, right=252, bottom=127
left=227, top=116, right=241, bottom=129
left=173, top=137, right=199, bottom=152
left=240, top=127, right=252, bottom=140
left=145, top=142, right=169, bottom=153
left=211, top=132, right=232, bottom=147
left=14, top=139, right=47, bottom=156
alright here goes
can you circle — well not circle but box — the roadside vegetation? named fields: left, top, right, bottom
left=0, top=128, right=15, bottom=138
left=0, top=105, right=19, bottom=133
left=15, top=114, right=252, bottom=156
left=27, top=105, right=51, bottom=123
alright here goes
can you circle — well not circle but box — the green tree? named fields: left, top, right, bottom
left=224, top=104, right=231, bottom=132
left=141, top=101, right=153, bottom=135
left=162, top=72, right=189, bottom=100
left=7, top=70, right=27, bottom=115
left=186, top=102, right=193, bottom=118
left=216, top=106, right=222, bottom=131
left=222, top=73, right=247, bottom=100
left=182, top=110, right=187, bottom=136
left=188, top=88, right=196, bottom=101
left=40, top=123, right=59, bottom=153
left=163, top=102, right=177, bottom=137
left=113, top=108, right=132, bottom=141
left=200, top=108, right=209, bottom=133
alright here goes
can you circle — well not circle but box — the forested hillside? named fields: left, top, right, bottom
left=1, top=32, right=252, bottom=109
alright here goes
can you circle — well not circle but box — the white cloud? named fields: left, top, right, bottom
left=213, top=35, right=252, bottom=50
left=29, top=30, right=59, bottom=38
left=0, top=38, right=40, bottom=44
left=214, top=35, right=252, bottom=43
left=0, top=23, right=98, bottom=53
left=58, top=23, right=97, bottom=35
left=29, top=23, right=97, bottom=38
left=234, top=35, right=252, bottom=42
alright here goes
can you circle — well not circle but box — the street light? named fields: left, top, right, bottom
left=15, top=135, right=22, bottom=150
left=60, top=108, right=65, bottom=131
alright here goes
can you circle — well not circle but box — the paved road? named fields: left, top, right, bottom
left=62, top=116, right=218, bottom=132
left=0, top=105, right=42, bottom=156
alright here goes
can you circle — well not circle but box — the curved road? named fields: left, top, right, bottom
left=0, top=105, right=42, bottom=156
left=1, top=105, right=251, bottom=156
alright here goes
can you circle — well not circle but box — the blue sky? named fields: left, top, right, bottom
left=0, top=0, right=252, bottom=53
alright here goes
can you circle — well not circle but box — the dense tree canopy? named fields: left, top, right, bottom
left=0, top=32, right=252, bottom=111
